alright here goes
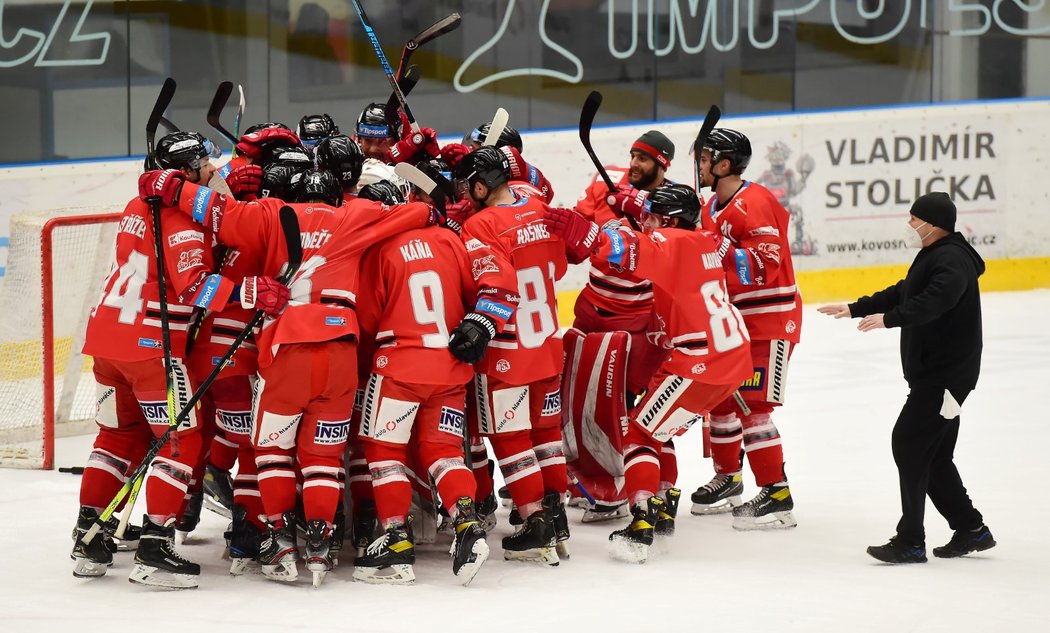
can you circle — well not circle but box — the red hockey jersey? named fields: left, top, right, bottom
left=700, top=182, right=802, bottom=343
left=592, top=225, right=752, bottom=385
left=460, top=194, right=567, bottom=385
left=175, top=182, right=434, bottom=367
left=357, top=226, right=475, bottom=386
left=83, top=197, right=230, bottom=362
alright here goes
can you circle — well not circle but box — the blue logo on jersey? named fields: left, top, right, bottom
left=194, top=274, right=222, bottom=309
left=734, top=250, right=753, bottom=285
left=218, top=163, right=232, bottom=179
left=315, top=419, right=350, bottom=444
left=476, top=299, right=513, bottom=320
left=192, top=186, right=214, bottom=224
left=137, top=337, right=162, bottom=349
left=325, top=316, right=347, bottom=326
left=438, top=406, right=465, bottom=437
left=604, top=229, right=626, bottom=267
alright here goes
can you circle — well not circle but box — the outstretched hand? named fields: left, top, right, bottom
left=857, top=313, right=886, bottom=332
left=817, top=304, right=851, bottom=319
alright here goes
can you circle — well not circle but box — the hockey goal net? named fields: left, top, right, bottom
left=0, top=208, right=119, bottom=469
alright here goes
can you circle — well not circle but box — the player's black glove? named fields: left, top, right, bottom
left=448, top=313, right=496, bottom=364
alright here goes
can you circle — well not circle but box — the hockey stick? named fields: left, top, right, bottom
left=84, top=207, right=303, bottom=545
left=145, top=78, right=176, bottom=170
left=482, top=108, right=509, bottom=146
left=691, top=105, right=721, bottom=192
left=233, top=84, right=245, bottom=156
left=395, top=13, right=461, bottom=82
left=383, top=64, right=421, bottom=136
left=349, top=0, right=421, bottom=133
left=207, top=81, right=238, bottom=145
left=566, top=469, right=597, bottom=506
left=394, top=162, right=448, bottom=215
left=158, top=116, right=181, bottom=134
left=579, top=91, right=641, bottom=231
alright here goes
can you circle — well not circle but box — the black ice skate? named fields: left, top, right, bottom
left=477, top=492, right=498, bottom=532
left=258, top=512, right=299, bottom=582
left=508, top=504, right=524, bottom=526
left=732, top=481, right=797, bottom=530
left=203, top=464, right=234, bottom=519
left=933, top=525, right=996, bottom=558
left=224, top=504, right=262, bottom=575
left=866, top=537, right=927, bottom=564
left=304, top=519, right=333, bottom=588
left=103, top=514, right=141, bottom=551
left=498, top=485, right=512, bottom=508
left=655, top=488, right=681, bottom=536
left=581, top=501, right=629, bottom=523
left=330, top=503, right=346, bottom=567
left=690, top=473, right=744, bottom=515
left=353, top=523, right=416, bottom=585
left=129, top=517, right=200, bottom=589
left=71, top=507, right=113, bottom=578
left=544, top=491, right=571, bottom=559
left=176, top=488, right=203, bottom=534
left=608, top=497, right=663, bottom=564
left=502, top=509, right=558, bottom=566
left=449, top=497, right=490, bottom=586
left=352, top=499, right=378, bottom=557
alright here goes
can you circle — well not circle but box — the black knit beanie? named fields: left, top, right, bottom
left=910, top=192, right=956, bottom=232
left=631, top=130, right=675, bottom=169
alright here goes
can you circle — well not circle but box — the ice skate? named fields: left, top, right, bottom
left=545, top=491, right=571, bottom=559
left=353, top=523, right=416, bottom=585
left=202, top=464, right=234, bottom=519
left=933, top=525, right=996, bottom=558
left=71, top=507, right=113, bottom=578
left=352, top=499, right=378, bottom=557
left=304, top=519, right=333, bottom=588
left=103, top=514, right=141, bottom=551
left=224, top=504, right=262, bottom=575
left=258, top=512, right=299, bottom=582
left=608, top=497, right=663, bottom=564
left=582, top=501, right=629, bottom=523
left=655, top=488, right=681, bottom=536
left=449, top=498, right=490, bottom=586
left=690, top=473, right=744, bottom=515
left=129, top=517, right=200, bottom=589
left=498, top=485, right=512, bottom=508
left=176, top=488, right=203, bottom=535
left=866, top=537, right=927, bottom=564
left=330, top=504, right=346, bottom=567
left=502, top=510, right=559, bottom=566
left=732, top=481, right=797, bottom=530
left=477, top=492, right=498, bottom=532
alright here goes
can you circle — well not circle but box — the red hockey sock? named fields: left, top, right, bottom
left=531, top=426, right=567, bottom=495
left=363, top=442, right=411, bottom=527
left=208, top=432, right=239, bottom=471
left=80, top=426, right=150, bottom=511
left=145, top=430, right=202, bottom=524
left=659, top=440, right=677, bottom=494
left=255, top=450, right=297, bottom=522
left=347, top=440, right=374, bottom=505
left=419, top=441, right=476, bottom=513
left=489, top=432, right=544, bottom=517
left=623, top=422, right=661, bottom=507
left=742, top=413, right=785, bottom=486
left=709, top=412, right=743, bottom=475
left=299, top=455, right=343, bottom=526
left=470, top=437, right=493, bottom=501
left=232, top=444, right=265, bottom=529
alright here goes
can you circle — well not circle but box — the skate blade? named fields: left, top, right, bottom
left=261, top=561, right=299, bottom=582
left=456, top=540, right=490, bottom=587
left=312, top=570, right=327, bottom=588
left=352, top=564, right=415, bottom=585
left=607, top=537, right=650, bottom=564
left=480, top=516, right=497, bottom=532
left=582, top=507, right=628, bottom=523
left=732, top=510, right=797, bottom=531
left=566, top=497, right=590, bottom=509
left=203, top=496, right=233, bottom=519
left=128, top=564, right=198, bottom=589
left=72, top=558, right=109, bottom=578
left=229, top=558, right=260, bottom=575
left=690, top=496, right=742, bottom=515
left=113, top=539, right=138, bottom=552
left=503, top=546, right=559, bottom=567
left=556, top=540, right=571, bottom=560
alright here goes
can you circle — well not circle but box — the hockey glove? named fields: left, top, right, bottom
left=544, top=207, right=601, bottom=264
left=139, top=169, right=185, bottom=207
left=607, top=186, right=650, bottom=222
left=235, top=128, right=302, bottom=163
left=448, top=313, right=497, bottom=364
left=389, top=127, right=440, bottom=164
left=240, top=276, right=290, bottom=316
left=440, top=142, right=471, bottom=169
left=225, top=164, right=264, bottom=201
left=444, top=199, right=472, bottom=235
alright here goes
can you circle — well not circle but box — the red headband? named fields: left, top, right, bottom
left=631, top=141, right=671, bottom=169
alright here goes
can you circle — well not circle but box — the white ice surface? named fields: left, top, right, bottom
left=3, top=291, right=1049, bottom=632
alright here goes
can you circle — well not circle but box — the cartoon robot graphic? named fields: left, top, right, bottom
left=756, top=141, right=817, bottom=256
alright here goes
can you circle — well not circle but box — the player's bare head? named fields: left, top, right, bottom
left=642, top=183, right=701, bottom=232
left=454, top=146, right=511, bottom=209
left=156, top=131, right=219, bottom=184
left=316, top=135, right=365, bottom=192
left=293, top=169, right=343, bottom=207
left=629, top=130, right=674, bottom=190
left=467, top=123, right=523, bottom=153
left=356, top=103, right=398, bottom=160
left=703, top=128, right=751, bottom=183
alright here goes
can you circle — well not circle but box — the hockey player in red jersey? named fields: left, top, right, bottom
left=691, top=128, right=802, bottom=530
left=137, top=166, right=440, bottom=586
left=544, top=183, right=753, bottom=563
left=352, top=212, right=490, bottom=586
left=70, top=132, right=288, bottom=588
left=448, top=147, right=570, bottom=565
left=564, top=130, right=676, bottom=522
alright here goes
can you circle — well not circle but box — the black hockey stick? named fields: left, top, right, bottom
left=207, top=81, right=238, bottom=145
left=691, top=105, right=721, bottom=191
left=349, top=0, right=421, bottom=133
left=579, top=90, right=641, bottom=231
left=84, top=206, right=303, bottom=545
left=145, top=78, right=176, bottom=170
left=384, top=64, right=421, bottom=136
left=158, top=116, right=180, bottom=134
left=395, top=13, right=461, bottom=82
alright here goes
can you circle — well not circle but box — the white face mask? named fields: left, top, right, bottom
left=904, top=221, right=929, bottom=249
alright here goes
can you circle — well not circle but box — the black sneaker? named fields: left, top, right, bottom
left=353, top=523, right=416, bottom=585
left=732, top=481, right=797, bottom=530
left=655, top=488, right=680, bottom=536
left=608, top=497, right=664, bottom=564
left=450, top=497, right=490, bottom=586
left=258, top=511, right=299, bottom=582
left=690, top=473, right=744, bottom=515
left=129, top=517, right=200, bottom=588
left=866, top=537, right=927, bottom=564
left=933, top=526, right=996, bottom=558
left=176, top=489, right=203, bottom=534
left=71, top=506, right=113, bottom=578
left=203, top=464, right=234, bottom=519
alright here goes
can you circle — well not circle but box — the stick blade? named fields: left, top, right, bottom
left=579, top=90, right=603, bottom=141
left=413, top=13, right=461, bottom=45
left=692, top=105, right=722, bottom=155
left=278, top=206, right=303, bottom=281
left=483, top=108, right=509, bottom=146
left=207, top=81, right=234, bottom=127
left=385, top=65, right=421, bottom=129
left=145, top=78, right=177, bottom=170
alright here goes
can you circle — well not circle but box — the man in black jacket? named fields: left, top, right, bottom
left=818, top=192, right=995, bottom=564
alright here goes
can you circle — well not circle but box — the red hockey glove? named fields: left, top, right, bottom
left=225, top=164, right=263, bottom=201
left=235, top=128, right=301, bottom=163
left=444, top=199, right=472, bottom=235
left=440, top=142, right=471, bottom=169
left=708, top=230, right=737, bottom=271
left=499, top=146, right=527, bottom=180
left=607, top=186, right=650, bottom=222
left=544, top=207, right=600, bottom=264
left=240, top=276, right=290, bottom=315
left=389, top=127, right=439, bottom=164
left=138, top=169, right=185, bottom=207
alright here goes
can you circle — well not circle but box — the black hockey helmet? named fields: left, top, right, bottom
left=704, top=128, right=752, bottom=175
left=297, top=113, right=339, bottom=147
left=647, top=183, right=702, bottom=227
left=315, top=135, right=365, bottom=189
left=418, top=157, right=452, bottom=182
left=293, top=169, right=342, bottom=207
left=156, top=131, right=211, bottom=170
left=454, top=146, right=510, bottom=192
left=468, top=123, right=523, bottom=152
left=260, top=163, right=307, bottom=201
left=356, top=102, right=398, bottom=139
left=257, top=141, right=310, bottom=170
left=244, top=121, right=291, bottom=135
left=358, top=179, right=406, bottom=205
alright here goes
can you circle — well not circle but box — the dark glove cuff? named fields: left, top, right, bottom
left=464, top=312, right=497, bottom=339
